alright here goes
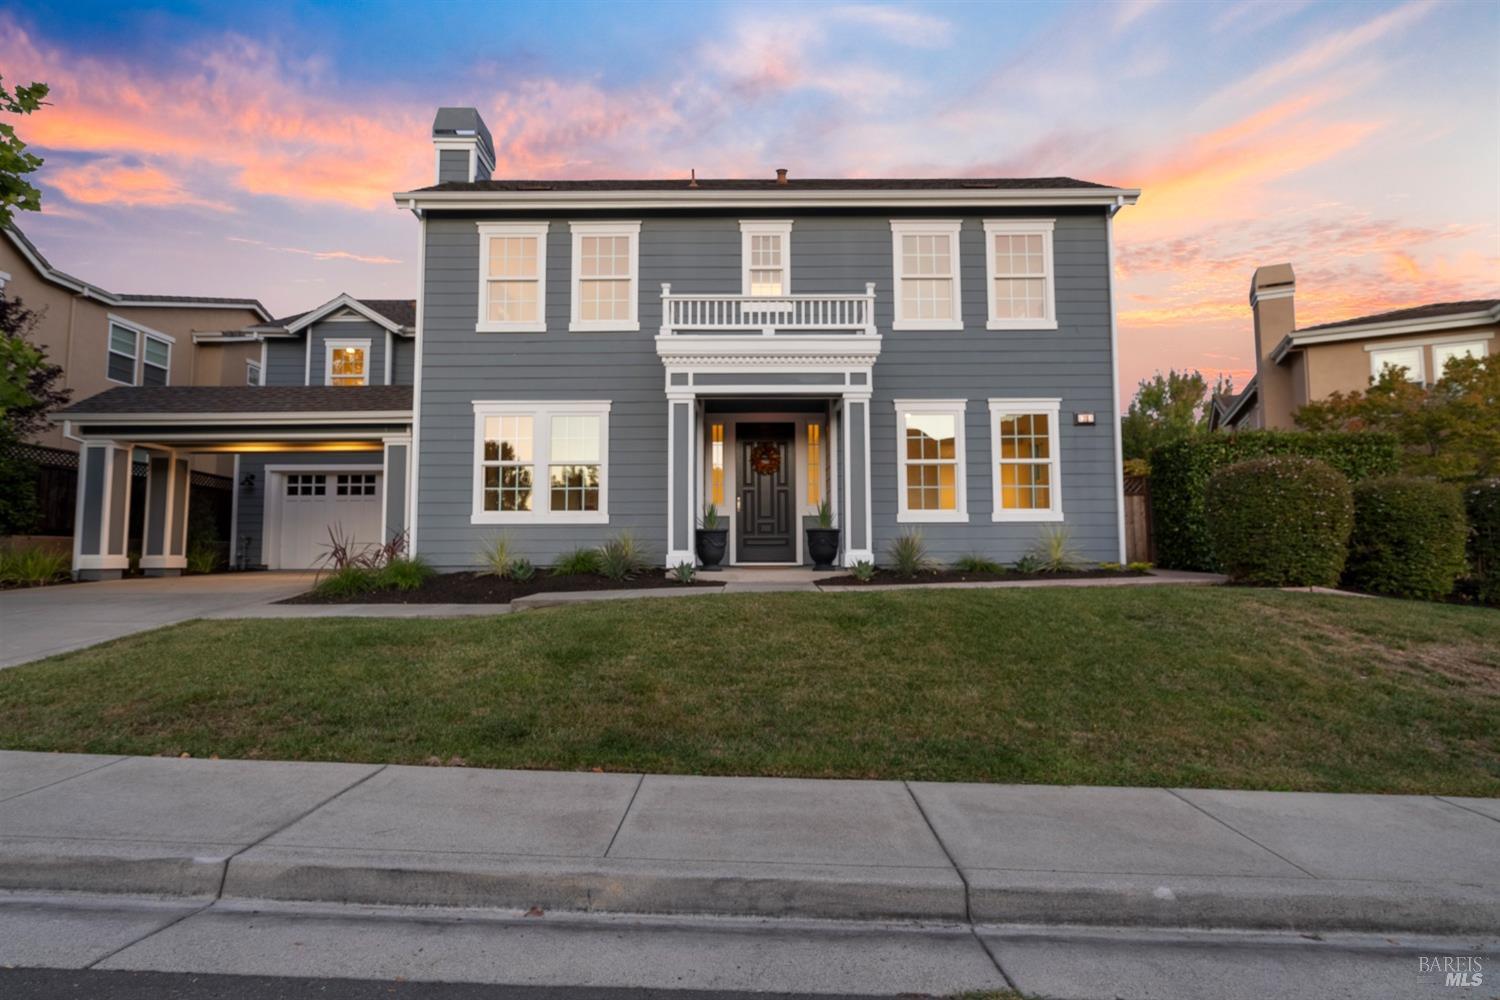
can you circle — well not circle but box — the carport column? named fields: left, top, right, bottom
left=139, top=449, right=191, bottom=576
left=841, top=391, right=874, bottom=566
left=665, top=391, right=697, bottom=568
left=382, top=435, right=412, bottom=551
left=72, top=440, right=134, bottom=580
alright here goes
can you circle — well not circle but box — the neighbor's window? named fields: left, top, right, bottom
left=477, top=222, right=548, bottom=332
left=709, top=422, right=725, bottom=506
left=806, top=422, right=822, bottom=507
left=472, top=401, right=610, bottom=523
left=326, top=340, right=369, bottom=386
left=895, top=400, right=967, bottom=523
left=1432, top=340, right=1488, bottom=379
left=107, top=323, right=137, bottom=384
left=741, top=221, right=792, bottom=296
left=891, top=221, right=962, bottom=331
left=246, top=360, right=262, bottom=386
left=1369, top=345, right=1424, bottom=384
left=984, top=220, right=1056, bottom=329
left=142, top=334, right=171, bottom=387
left=989, top=398, right=1062, bottom=521
left=570, top=222, right=640, bottom=331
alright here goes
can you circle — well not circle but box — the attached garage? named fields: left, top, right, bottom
left=263, top=467, right=384, bottom=569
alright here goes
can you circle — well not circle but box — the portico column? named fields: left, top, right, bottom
left=139, top=448, right=191, bottom=576
left=665, top=392, right=697, bottom=567
left=841, top=391, right=874, bottom=566
left=381, top=435, right=412, bottom=550
left=72, top=441, right=134, bottom=580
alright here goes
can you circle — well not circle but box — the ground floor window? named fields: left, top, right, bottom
left=988, top=398, right=1062, bottom=521
left=893, top=399, right=967, bottom=523
left=471, top=401, right=610, bottom=524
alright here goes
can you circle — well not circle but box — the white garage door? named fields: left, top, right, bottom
left=272, top=471, right=383, bottom=569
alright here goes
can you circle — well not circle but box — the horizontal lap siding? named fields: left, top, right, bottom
left=416, top=211, right=1120, bottom=568
left=264, top=338, right=306, bottom=387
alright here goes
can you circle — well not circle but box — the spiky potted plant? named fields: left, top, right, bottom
left=806, top=499, right=841, bottom=570
left=696, top=503, right=728, bottom=570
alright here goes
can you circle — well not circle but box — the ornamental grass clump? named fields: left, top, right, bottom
left=0, top=545, right=70, bottom=587
left=553, top=547, right=602, bottom=576
left=1029, top=525, right=1081, bottom=572
left=478, top=532, right=517, bottom=578
left=887, top=530, right=934, bottom=578
left=598, top=530, right=647, bottom=582
left=1204, top=456, right=1353, bottom=587
left=378, top=556, right=435, bottom=592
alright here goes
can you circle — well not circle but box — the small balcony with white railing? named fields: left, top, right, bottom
left=658, top=283, right=879, bottom=339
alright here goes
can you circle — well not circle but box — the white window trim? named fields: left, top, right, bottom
left=1368, top=345, right=1425, bottom=385
left=470, top=400, right=611, bottom=525
left=246, top=360, right=263, bottom=386
left=739, top=220, right=793, bottom=297
left=325, top=338, right=372, bottom=386
left=890, top=221, right=963, bottom=332
left=105, top=314, right=174, bottom=386
left=983, top=219, right=1058, bottom=331
left=893, top=398, right=968, bottom=524
left=141, top=333, right=172, bottom=386
left=988, top=397, right=1063, bottom=522
left=106, top=323, right=138, bottom=386
left=476, top=221, right=549, bottom=333
left=569, top=221, right=641, bottom=332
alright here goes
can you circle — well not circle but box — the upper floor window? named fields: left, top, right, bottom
left=570, top=222, right=640, bottom=331
left=326, top=339, right=370, bottom=386
left=1433, top=339, right=1488, bottom=379
left=106, top=317, right=173, bottom=386
left=890, top=221, right=962, bottom=331
left=141, top=335, right=171, bottom=386
left=107, top=323, right=137, bottom=384
left=472, top=400, right=611, bottom=524
left=477, top=222, right=547, bottom=333
left=894, top=399, right=967, bottom=523
left=989, top=398, right=1062, bottom=521
left=984, top=220, right=1057, bottom=330
left=247, top=360, right=263, bottom=386
left=740, top=221, right=793, bottom=296
left=1369, top=345, right=1424, bottom=384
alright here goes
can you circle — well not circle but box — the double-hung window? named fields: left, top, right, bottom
left=325, top=338, right=370, bottom=386
left=890, top=221, right=962, bottom=331
left=141, top=334, right=171, bottom=386
left=247, top=360, right=263, bottom=386
left=1368, top=345, right=1424, bottom=384
left=1432, top=339, right=1488, bottom=380
left=984, top=220, right=1056, bottom=329
left=989, top=398, right=1062, bottom=521
left=570, top=222, right=640, bottom=331
left=894, top=399, right=967, bottom=523
left=740, top=221, right=792, bottom=296
left=107, top=323, right=138, bottom=384
left=477, top=222, right=548, bottom=332
left=472, top=401, right=610, bottom=524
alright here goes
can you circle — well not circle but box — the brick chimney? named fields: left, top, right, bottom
left=431, top=107, right=495, bottom=184
left=1250, top=263, right=1297, bottom=429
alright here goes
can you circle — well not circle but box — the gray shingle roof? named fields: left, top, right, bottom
left=414, top=176, right=1115, bottom=194
left=59, top=385, right=412, bottom=415
left=1298, top=299, right=1500, bottom=333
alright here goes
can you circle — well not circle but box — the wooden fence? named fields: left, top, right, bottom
left=1123, top=475, right=1154, bottom=564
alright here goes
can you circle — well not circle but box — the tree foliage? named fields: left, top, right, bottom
left=0, top=294, right=70, bottom=535
left=0, top=75, right=49, bottom=229
left=1120, top=369, right=1227, bottom=465
left=1294, top=355, right=1499, bottom=482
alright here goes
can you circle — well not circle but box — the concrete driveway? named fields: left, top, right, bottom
left=0, top=572, right=316, bottom=670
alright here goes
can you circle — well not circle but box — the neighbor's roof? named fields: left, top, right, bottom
left=201, top=296, right=417, bottom=342
left=3, top=226, right=272, bottom=321
left=57, top=385, right=413, bottom=416
left=1296, top=299, right=1500, bottom=334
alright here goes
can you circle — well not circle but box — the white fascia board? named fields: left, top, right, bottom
left=394, top=187, right=1142, bottom=212
left=52, top=410, right=413, bottom=426
left=654, top=334, right=882, bottom=364
left=286, top=294, right=404, bottom=335
left=1284, top=306, right=1500, bottom=350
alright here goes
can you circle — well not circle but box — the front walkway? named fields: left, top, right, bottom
left=0, top=572, right=316, bottom=669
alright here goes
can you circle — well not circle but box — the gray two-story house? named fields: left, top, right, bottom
left=56, top=106, right=1136, bottom=577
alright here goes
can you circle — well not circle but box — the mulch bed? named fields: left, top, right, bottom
left=819, top=568, right=1150, bottom=587
left=281, top=568, right=723, bottom=605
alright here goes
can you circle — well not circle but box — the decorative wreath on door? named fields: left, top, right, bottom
left=750, top=442, right=782, bottom=477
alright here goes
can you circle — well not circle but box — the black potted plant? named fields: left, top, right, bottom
left=806, top=499, right=841, bottom=570
left=695, top=503, right=728, bottom=570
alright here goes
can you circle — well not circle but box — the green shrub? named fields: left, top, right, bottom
left=850, top=560, right=876, bottom=582
left=553, top=547, right=602, bottom=576
left=1343, top=477, right=1467, bottom=600
left=1151, top=431, right=1398, bottom=570
left=510, top=557, right=536, bottom=582
left=1126, top=561, right=1153, bottom=573
left=478, top=533, right=516, bottom=578
left=186, top=543, right=221, bottom=575
left=1013, top=553, right=1043, bottom=575
left=1029, top=525, right=1081, bottom=572
left=598, top=530, right=646, bottom=582
left=887, top=530, right=933, bottom=577
left=313, top=566, right=380, bottom=598
left=378, top=557, right=434, bottom=592
left=954, top=554, right=1003, bottom=574
left=0, top=545, right=69, bottom=586
left=1462, top=478, right=1500, bottom=604
left=1097, top=561, right=1122, bottom=571
left=1204, top=456, right=1353, bottom=587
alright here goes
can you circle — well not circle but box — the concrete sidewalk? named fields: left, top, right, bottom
left=0, top=751, right=1495, bottom=935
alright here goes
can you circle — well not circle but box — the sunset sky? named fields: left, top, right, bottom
left=3, top=0, right=1497, bottom=401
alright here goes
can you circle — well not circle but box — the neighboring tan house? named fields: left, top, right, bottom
left=53, top=105, right=1139, bottom=578
left=0, top=225, right=270, bottom=545
left=1211, top=262, right=1499, bottom=430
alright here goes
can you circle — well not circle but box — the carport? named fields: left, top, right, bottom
left=52, top=386, right=412, bottom=579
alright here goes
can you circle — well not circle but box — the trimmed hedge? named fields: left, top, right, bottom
left=1343, top=477, right=1467, bottom=600
left=1466, top=478, right=1500, bottom=604
left=1204, top=457, right=1353, bottom=587
left=1151, top=431, right=1398, bottom=571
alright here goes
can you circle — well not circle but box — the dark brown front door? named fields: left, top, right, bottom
left=737, top=422, right=796, bottom=563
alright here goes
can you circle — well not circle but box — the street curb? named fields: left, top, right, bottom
left=0, top=838, right=227, bottom=898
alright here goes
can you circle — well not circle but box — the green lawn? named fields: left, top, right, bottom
left=0, top=587, right=1496, bottom=794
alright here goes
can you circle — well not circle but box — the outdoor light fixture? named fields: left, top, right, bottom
left=240, top=473, right=256, bottom=493
left=1074, top=412, right=1097, bottom=426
